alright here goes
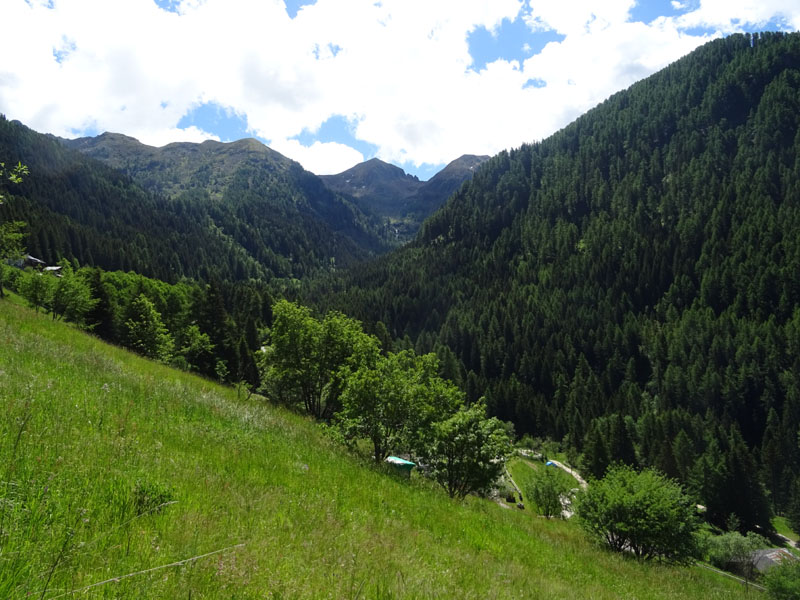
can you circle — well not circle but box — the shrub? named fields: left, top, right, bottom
left=703, top=530, right=770, bottom=579
left=763, top=558, right=800, bottom=600
left=497, top=481, right=516, bottom=503
left=525, top=466, right=573, bottom=519
left=575, top=465, right=699, bottom=562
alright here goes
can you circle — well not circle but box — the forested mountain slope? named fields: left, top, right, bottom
left=321, top=157, right=422, bottom=215
left=317, top=32, right=800, bottom=529
left=321, top=154, right=489, bottom=241
left=0, top=118, right=386, bottom=282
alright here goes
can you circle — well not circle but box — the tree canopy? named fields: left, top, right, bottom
left=258, top=299, right=379, bottom=420
left=575, top=465, right=699, bottom=562
left=336, top=350, right=461, bottom=462
left=417, top=401, right=512, bottom=499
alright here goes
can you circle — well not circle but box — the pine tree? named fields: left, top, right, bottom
left=582, top=423, right=610, bottom=480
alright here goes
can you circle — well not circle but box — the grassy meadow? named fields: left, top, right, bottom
left=0, top=296, right=760, bottom=598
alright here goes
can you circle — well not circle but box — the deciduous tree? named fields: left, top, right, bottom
left=417, top=401, right=512, bottom=499
left=337, top=350, right=461, bottom=462
left=0, top=160, right=28, bottom=298
left=124, top=293, right=174, bottom=362
left=17, top=268, right=53, bottom=312
left=259, top=300, right=379, bottom=419
left=575, top=465, right=699, bottom=562
left=525, top=465, right=573, bottom=519
left=50, top=261, right=96, bottom=325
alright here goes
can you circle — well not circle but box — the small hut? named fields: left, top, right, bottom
left=385, top=456, right=415, bottom=477
left=751, top=548, right=797, bottom=573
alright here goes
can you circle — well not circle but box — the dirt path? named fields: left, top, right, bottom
left=517, top=450, right=588, bottom=490
left=514, top=453, right=586, bottom=519
left=547, top=459, right=588, bottom=491
left=505, top=467, right=523, bottom=497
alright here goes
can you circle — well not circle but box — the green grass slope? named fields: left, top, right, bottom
left=0, top=298, right=754, bottom=599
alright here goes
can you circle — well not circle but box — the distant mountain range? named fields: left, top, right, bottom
left=62, top=133, right=294, bottom=200
left=321, top=154, right=489, bottom=241
left=61, top=130, right=483, bottom=244
left=0, top=118, right=387, bottom=281
left=0, top=117, right=485, bottom=281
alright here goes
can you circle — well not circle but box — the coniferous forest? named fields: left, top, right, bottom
left=309, top=32, right=800, bottom=531
left=0, top=120, right=389, bottom=282
left=2, top=32, right=800, bottom=536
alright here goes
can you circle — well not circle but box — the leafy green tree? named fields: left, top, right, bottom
left=337, top=350, right=461, bottom=463
left=50, top=261, right=96, bottom=325
left=525, top=465, right=573, bottom=519
left=763, top=558, right=800, bottom=600
left=17, top=269, right=54, bottom=312
left=575, top=465, right=699, bottom=562
left=173, top=323, right=214, bottom=372
left=0, top=220, right=25, bottom=298
left=259, top=300, right=379, bottom=420
left=0, top=160, right=28, bottom=203
left=703, top=530, right=770, bottom=581
left=123, top=293, right=174, bottom=362
left=0, top=160, right=28, bottom=298
left=417, top=401, right=512, bottom=499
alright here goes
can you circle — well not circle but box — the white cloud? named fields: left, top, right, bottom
left=524, top=0, right=636, bottom=35
left=138, top=126, right=220, bottom=147
left=271, top=138, right=365, bottom=174
left=517, top=17, right=713, bottom=143
left=0, top=0, right=798, bottom=174
left=676, top=0, right=800, bottom=32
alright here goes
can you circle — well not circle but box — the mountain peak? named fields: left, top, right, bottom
left=319, top=154, right=489, bottom=241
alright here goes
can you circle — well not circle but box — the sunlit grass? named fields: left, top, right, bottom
left=773, top=516, right=799, bottom=545
left=0, top=297, right=757, bottom=598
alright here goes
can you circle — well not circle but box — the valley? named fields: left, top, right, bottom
left=2, top=30, right=800, bottom=599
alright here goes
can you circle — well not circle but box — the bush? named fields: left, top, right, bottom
left=702, top=530, right=770, bottom=579
left=763, top=558, right=800, bottom=600
left=417, top=401, right=512, bottom=499
left=525, top=466, right=573, bottom=519
left=575, top=465, right=699, bottom=562
left=497, top=481, right=516, bottom=503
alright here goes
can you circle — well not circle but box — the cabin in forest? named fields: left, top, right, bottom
left=19, top=254, right=46, bottom=269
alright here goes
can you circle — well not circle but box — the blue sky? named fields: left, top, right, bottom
left=2, top=0, right=799, bottom=179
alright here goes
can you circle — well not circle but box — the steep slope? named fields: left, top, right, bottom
left=1, top=118, right=389, bottom=283
left=0, top=118, right=262, bottom=282
left=0, top=297, right=751, bottom=599
left=320, top=157, right=421, bottom=213
left=58, top=130, right=388, bottom=273
left=409, top=154, right=490, bottom=217
left=318, top=32, right=800, bottom=523
left=321, top=155, right=488, bottom=241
